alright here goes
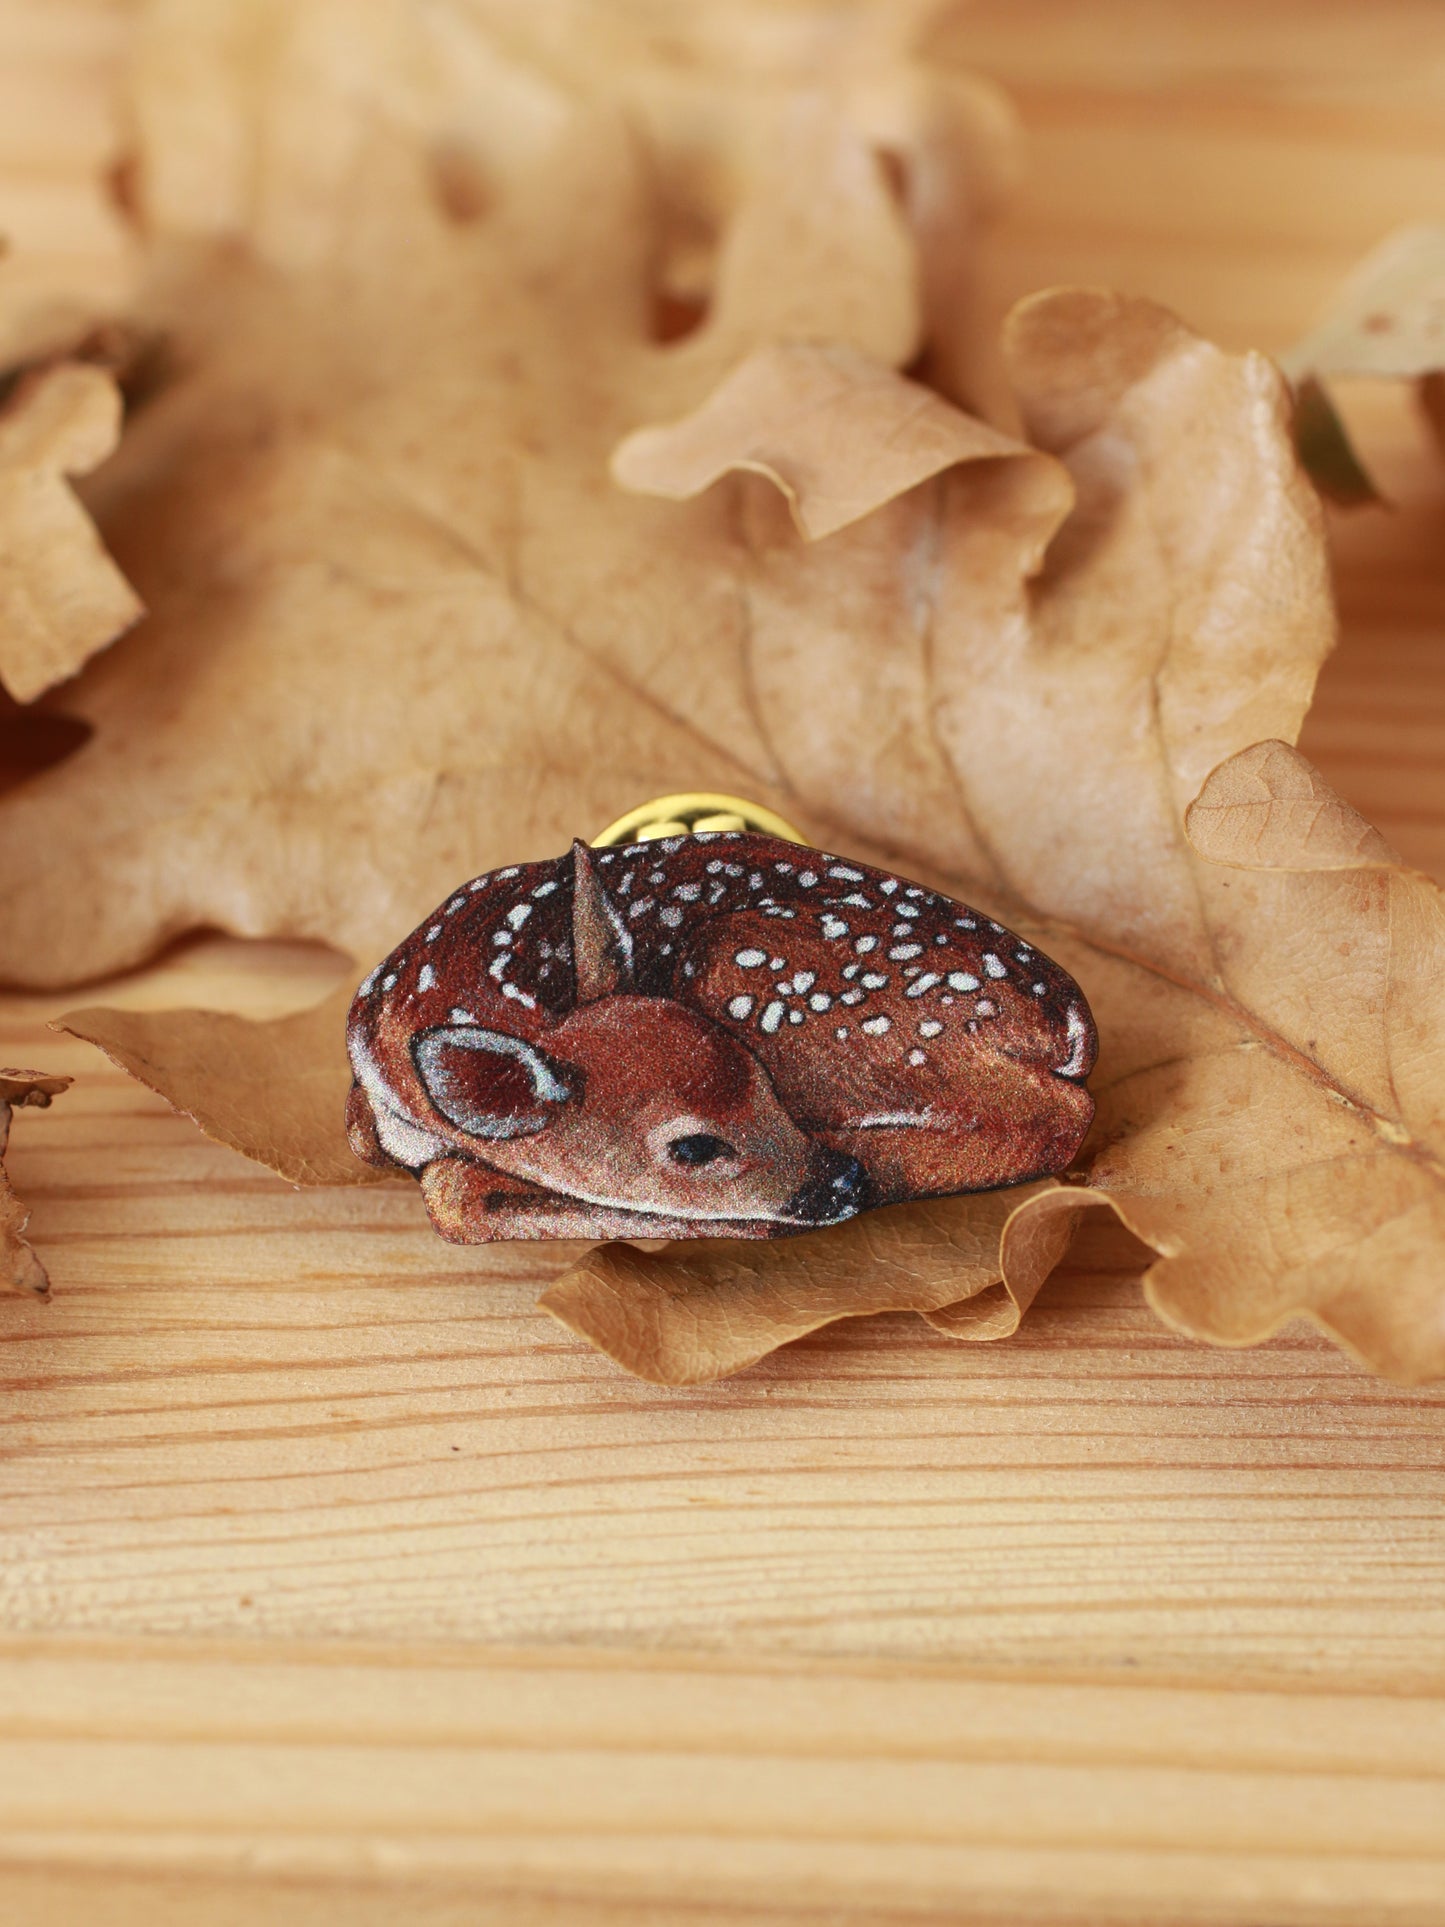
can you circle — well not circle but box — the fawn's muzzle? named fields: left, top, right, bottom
left=782, top=1149, right=868, bottom=1226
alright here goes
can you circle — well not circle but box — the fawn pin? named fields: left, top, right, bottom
left=346, top=795, right=1097, bottom=1242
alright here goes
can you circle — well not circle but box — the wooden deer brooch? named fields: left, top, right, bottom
left=347, top=819, right=1098, bottom=1243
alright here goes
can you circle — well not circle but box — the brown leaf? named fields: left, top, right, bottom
left=0, top=1068, right=70, bottom=1297
left=58, top=992, right=377, bottom=1188
left=612, top=340, right=1034, bottom=540
left=1281, top=225, right=1445, bottom=497
left=0, top=9, right=986, bottom=986
left=1281, top=225, right=1445, bottom=383
left=1122, top=738, right=1445, bottom=1382
left=0, top=364, right=143, bottom=702
left=541, top=1180, right=1085, bottom=1386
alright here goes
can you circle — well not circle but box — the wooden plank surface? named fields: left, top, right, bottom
left=1, top=1636, right=1444, bottom=1926
left=3, top=1, right=1445, bottom=1920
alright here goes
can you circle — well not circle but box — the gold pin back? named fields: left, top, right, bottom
left=593, top=792, right=810, bottom=848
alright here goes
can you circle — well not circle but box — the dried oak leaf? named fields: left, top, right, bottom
left=553, top=323, right=1442, bottom=1385
left=10, top=12, right=1439, bottom=1384
left=1282, top=225, right=1445, bottom=501
left=0, top=362, right=142, bottom=701
left=0, top=1069, right=69, bottom=1297
left=2, top=6, right=992, bottom=987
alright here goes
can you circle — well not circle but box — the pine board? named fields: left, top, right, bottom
left=3, top=1, right=1445, bottom=1920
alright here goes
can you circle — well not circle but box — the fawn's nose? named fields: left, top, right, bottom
left=783, top=1149, right=868, bottom=1226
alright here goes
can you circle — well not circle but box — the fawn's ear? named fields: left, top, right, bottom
left=412, top=1027, right=576, bottom=1140
left=571, top=838, right=633, bottom=1002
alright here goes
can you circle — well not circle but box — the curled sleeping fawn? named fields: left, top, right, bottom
left=346, top=831, right=1097, bottom=1241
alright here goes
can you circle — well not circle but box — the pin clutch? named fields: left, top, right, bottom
left=346, top=799, right=1097, bottom=1242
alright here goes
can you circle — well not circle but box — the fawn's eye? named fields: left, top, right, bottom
left=667, top=1132, right=735, bottom=1168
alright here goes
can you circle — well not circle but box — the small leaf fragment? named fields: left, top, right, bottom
left=0, top=364, right=143, bottom=702
left=1280, top=226, right=1445, bottom=383
left=0, top=1069, right=70, bottom=1297
left=1281, top=226, right=1445, bottom=498
left=1289, top=375, right=1381, bottom=508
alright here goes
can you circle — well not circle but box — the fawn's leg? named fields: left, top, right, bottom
left=418, top=1155, right=756, bottom=1241
left=345, top=1082, right=394, bottom=1168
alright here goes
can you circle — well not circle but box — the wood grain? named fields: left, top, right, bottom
left=1, top=1636, right=1444, bottom=1925
left=3, top=1, right=1445, bottom=1920
left=5, top=961, right=1445, bottom=1671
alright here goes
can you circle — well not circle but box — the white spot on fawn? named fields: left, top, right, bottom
left=983, top=953, right=1007, bottom=978
left=728, top=995, right=754, bottom=1020
left=860, top=972, right=888, bottom=990
left=799, top=871, right=818, bottom=887
left=919, top=1019, right=942, bottom=1038
left=1058, top=1003, right=1091, bottom=1078
left=660, top=906, right=684, bottom=928
left=854, top=935, right=878, bottom=954
left=975, top=998, right=997, bottom=1018
left=828, top=866, right=864, bottom=882
left=359, top=968, right=379, bottom=995
left=908, top=1049, right=927, bottom=1067
left=861, top=1015, right=891, bottom=1035
left=502, top=983, right=536, bottom=1009
left=417, top=963, right=436, bottom=993
left=836, top=1026, right=849, bottom=1040
left=792, top=971, right=816, bottom=993
left=425, top=925, right=442, bottom=942
left=789, top=1009, right=804, bottom=1025
left=507, top=903, right=532, bottom=930
left=906, top=973, right=940, bottom=997
left=735, top=948, right=766, bottom=968
left=948, top=972, right=980, bottom=992
left=760, top=1000, right=786, bottom=1035
left=820, top=915, right=849, bottom=940
left=889, top=943, right=922, bottom=961
left=532, top=879, right=558, bottom=898
left=809, top=992, right=831, bottom=1012
left=381, top=972, right=398, bottom=991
